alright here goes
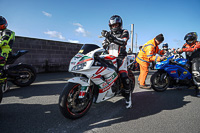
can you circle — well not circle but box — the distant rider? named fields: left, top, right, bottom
left=0, top=16, right=15, bottom=77
left=101, top=15, right=132, bottom=108
left=162, top=43, right=174, bottom=57
left=177, top=32, right=200, bottom=97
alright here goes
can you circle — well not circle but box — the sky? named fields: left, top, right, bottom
left=1, top=0, right=200, bottom=53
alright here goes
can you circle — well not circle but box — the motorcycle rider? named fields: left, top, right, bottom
left=177, top=32, right=200, bottom=97
left=101, top=15, right=132, bottom=109
left=162, top=43, right=168, bottom=53
left=0, top=16, right=15, bottom=77
left=136, top=34, right=166, bottom=89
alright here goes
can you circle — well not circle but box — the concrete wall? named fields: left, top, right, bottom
left=12, top=36, right=83, bottom=73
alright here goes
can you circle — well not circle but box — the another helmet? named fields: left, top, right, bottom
left=0, top=16, right=8, bottom=30
left=184, top=32, right=198, bottom=44
left=162, top=43, right=168, bottom=51
left=162, top=43, right=168, bottom=47
left=109, top=15, right=122, bottom=33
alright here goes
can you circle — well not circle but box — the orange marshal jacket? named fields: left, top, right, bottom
left=136, top=38, right=164, bottom=66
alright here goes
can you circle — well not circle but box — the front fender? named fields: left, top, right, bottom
left=68, top=77, right=90, bottom=86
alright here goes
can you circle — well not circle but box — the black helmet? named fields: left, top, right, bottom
left=0, top=16, right=8, bottom=30
left=184, top=32, right=198, bottom=44
left=109, top=15, right=122, bottom=33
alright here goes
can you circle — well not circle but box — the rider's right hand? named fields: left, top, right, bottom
left=160, top=56, right=166, bottom=61
left=177, top=48, right=182, bottom=53
left=101, top=30, right=110, bottom=38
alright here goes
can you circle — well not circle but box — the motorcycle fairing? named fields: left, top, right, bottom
left=164, top=65, right=192, bottom=80
left=155, top=55, right=192, bottom=80
left=68, top=77, right=90, bottom=86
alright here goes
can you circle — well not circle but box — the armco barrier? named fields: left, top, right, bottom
left=12, top=36, right=83, bottom=73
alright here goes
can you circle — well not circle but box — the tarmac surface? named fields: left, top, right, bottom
left=0, top=70, right=200, bottom=133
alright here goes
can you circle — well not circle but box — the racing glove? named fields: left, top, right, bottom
left=160, top=56, right=166, bottom=61
left=101, top=30, right=114, bottom=42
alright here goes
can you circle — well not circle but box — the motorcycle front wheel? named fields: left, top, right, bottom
left=59, top=82, right=93, bottom=120
left=150, top=71, right=170, bottom=92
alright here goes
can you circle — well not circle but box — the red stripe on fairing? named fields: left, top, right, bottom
left=96, top=67, right=106, bottom=75
left=104, top=55, right=116, bottom=60
left=119, top=70, right=128, bottom=74
left=99, top=76, right=118, bottom=93
left=91, top=74, right=102, bottom=79
left=77, top=58, right=93, bottom=65
left=91, top=67, right=106, bottom=79
left=113, top=61, right=117, bottom=64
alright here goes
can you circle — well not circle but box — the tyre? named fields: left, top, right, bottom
left=59, top=82, right=93, bottom=120
left=11, top=64, right=36, bottom=87
left=0, top=84, right=3, bottom=103
left=150, top=71, right=170, bottom=92
left=128, top=69, right=135, bottom=92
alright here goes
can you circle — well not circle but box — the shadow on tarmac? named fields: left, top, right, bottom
left=0, top=83, right=195, bottom=132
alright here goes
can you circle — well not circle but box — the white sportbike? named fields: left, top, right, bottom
left=59, top=44, right=135, bottom=119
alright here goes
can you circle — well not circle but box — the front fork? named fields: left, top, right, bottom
left=78, top=79, right=91, bottom=99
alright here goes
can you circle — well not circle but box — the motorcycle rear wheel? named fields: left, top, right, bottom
left=59, top=82, right=93, bottom=120
left=0, top=85, right=2, bottom=103
left=11, top=64, right=36, bottom=87
left=151, top=71, right=169, bottom=92
left=128, top=69, right=135, bottom=92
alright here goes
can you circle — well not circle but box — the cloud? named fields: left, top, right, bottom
left=73, top=23, right=90, bottom=37
left=68, top=39, right=79, bottom=43
left=173, top=39, right=183, bottom=46
left=42, top=11, right=52, bottom=17
left=44, top=30, right=65, bottom=40
left=73, top=23, right=82, bottom=27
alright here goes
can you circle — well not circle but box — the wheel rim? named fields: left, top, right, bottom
left=66, top=84, right=92, bottom=116
left=153, top=73, right=168, bottom=89
left=15, top=68, right=35, bottom=84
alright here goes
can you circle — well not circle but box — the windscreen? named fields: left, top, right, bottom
left=78, top=44, right=100, bottom=54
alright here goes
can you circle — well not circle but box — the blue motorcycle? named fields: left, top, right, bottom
left=150, top=51, right=193, bottom=92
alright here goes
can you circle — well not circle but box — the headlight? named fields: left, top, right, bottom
left=71, top=62, right=87, bottom=71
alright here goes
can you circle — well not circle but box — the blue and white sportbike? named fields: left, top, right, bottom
left=150, top=50, right=194, bottom=92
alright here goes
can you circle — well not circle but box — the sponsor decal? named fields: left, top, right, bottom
left=170, top=71, right=176, bottom=74
left=71, top=62, right=87, bottom=71
left=70, top=62, right=76, bottom=65
left=74, top=54, right=83, bottom=58
left=183, top=71, right=187, bottom=75
left=77, top=56, right=93, bottom=65
left=79, top=49, right=84, bottom=53
left=99, top=73, right=118, bottom=93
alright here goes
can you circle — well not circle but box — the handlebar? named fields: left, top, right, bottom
left=169, top=59, right=177, bottom=64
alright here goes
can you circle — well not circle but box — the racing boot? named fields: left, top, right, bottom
left=196, top=87, right=200, bottom=97
left=122, top=77, right=132, bottom=109
left=124, top=90, right=132, bottom=109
